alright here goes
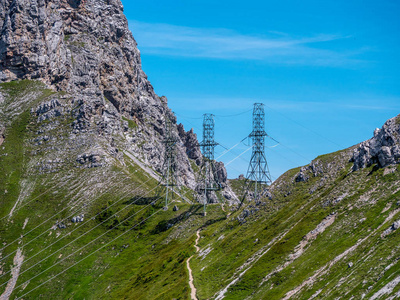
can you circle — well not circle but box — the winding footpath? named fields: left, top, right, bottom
left=187, top=230, right=201, bottom=300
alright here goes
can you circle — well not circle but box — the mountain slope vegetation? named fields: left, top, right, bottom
left=0, top=0, right=399, bottom=299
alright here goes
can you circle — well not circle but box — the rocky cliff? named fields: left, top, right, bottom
left=0, top=0, right=235, bottom=200
left=2, top=1, right=399, bottom=299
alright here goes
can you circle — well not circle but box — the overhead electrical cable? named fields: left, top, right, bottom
left=0, top=184, right=148, bottom=276
left=0, top=182, right=162, bottom=288
left=0, top=174, right=160, bottom=282
left=215, top=138, right=247, bottom=160
left=15, top=207, right=164, bottom=299
left=0, top=174, right=78, bottom=222
left=214, top=108, right=253, bottom=118
left=225, top=146, right=253, bottom=167
left=0, top=174, right=132, bottom=259
left=264, top=103, right=345, bottom=149
left=0, top=143, right=177, bottom=260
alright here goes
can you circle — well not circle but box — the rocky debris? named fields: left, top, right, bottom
left=295, top=167, right=310, bottom=182
left=0, top=248, right=24, bottom=300
left=237, top=206, right=260, bottom=223
left=310, top=160, right=324, bottom=177
left=295, top=159, right=325, bottom=183
left=0, top=126, right=4, bottom=146
left=351, top=115, right=400, bottom=171
left=71, top=214, right=84, bottom=223
left=35, top=158, right=65, bottom=174
left=332, top=193, right=348, bottom=205
left=287, top=213, right=336, bottom=263
left=22, top=218, right=29, bottom=230
left=198, top=246, right=213, bottom=260
left=383, top=165, right=397, bottom=175
left=264, top=189, right=273, bottom=200
left=77, top=152, right=103, bottom=168
left=57, top=222, right=66, bottom=229
left=382, top=220, right=400, bottom=237
left=34, top=98, right=64, bottom=122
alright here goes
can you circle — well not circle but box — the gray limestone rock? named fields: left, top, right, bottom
left=295, top=166, right=309, bottom=182
left=0, top=0, right=235, bottom=205
left=382, top=219, right=400, bottom=237
left=351, top=115, right=400, bottom=170
left=392, top=220, right=400, bottom=230
left=72, top=214, right=84, bottom=223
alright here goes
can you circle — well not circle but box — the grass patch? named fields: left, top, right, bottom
left=0, top=110, right=31, bottom=219
left=122, top=116, right=137, bottom=129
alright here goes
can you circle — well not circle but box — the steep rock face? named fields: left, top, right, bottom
left=0, top=0, right=234, bottom=201
left=0, top=0, right=155, bottom=120
left=352, top=114, right=400, bottom=171
left=177, top=123, right=202, bottom=165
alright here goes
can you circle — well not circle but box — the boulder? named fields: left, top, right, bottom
left=351, top=115, right=400, bottom=170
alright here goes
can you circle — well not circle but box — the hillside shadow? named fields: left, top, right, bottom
left=123, top=195, right=160, bottom=206
left=152, top=205, right=203, bottom=234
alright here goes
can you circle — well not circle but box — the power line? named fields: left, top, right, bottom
left=225, top=146, right=253, bottom=167
left=0, top=177, right=159, bottom=283
left=0, top=174, right=76, bottom=222
left=176, top=107, right=252, bottom=120
left=215, top=137, right=248, bottom=160
left=15, top=207, right=164, bottom=299
left=175, top=112, right=203, bottom=120
left=0, top=174, right=130, bottom=260
left=214, top=108, right=253, bottom=118
left=275, top=141, right=312, bottom=163
left=1, top=182, right=162, bottom=290
left=264, top=103, right=345, bottom=149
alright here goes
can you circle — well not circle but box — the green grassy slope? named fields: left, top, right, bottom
left=1, top=80, right=399, bottom=299
left=0, top=80, right=227, bottom=299
left=191, top=152, right=400, bottom=299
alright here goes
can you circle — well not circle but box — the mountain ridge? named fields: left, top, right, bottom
left=0, top=0, right=400, bottom=299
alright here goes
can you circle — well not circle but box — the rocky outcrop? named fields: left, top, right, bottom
left=177, top=123, right=202, bottom=165
left=0, top=0, right=232, bottom=203
left=295, top=166, right=309, bottom=182
left=382, top=219, right=400, bottom=237
left=351, top=115, right=400, bottom=171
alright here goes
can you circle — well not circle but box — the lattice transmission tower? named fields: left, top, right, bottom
left=159, top=114, right=179, bottom=209
left=245, top=103, right=272, bottom=201
left=199, top=114, right=221, bottom=215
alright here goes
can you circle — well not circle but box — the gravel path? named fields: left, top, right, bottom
left=187, top=230, right=201, bottom=300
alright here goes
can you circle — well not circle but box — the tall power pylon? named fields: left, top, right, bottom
left=245, top=103, right=272, bottom=201
left=200, top=114, right=221, bottom=215
left=160, top=114, right=179, bottom=209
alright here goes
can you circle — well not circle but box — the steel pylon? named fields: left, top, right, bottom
left=199, top=114, right=221, bottom=215
left=244, top=103, right=272, bottom=202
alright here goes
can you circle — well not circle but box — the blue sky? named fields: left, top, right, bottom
left=121, top=0, right=400, bottom=180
